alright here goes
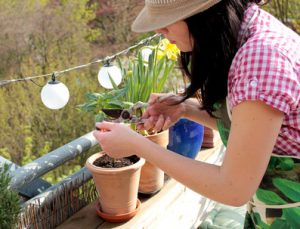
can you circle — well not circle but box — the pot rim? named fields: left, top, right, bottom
left=146, top=129, right=168, bottom=137
left=86, top=151, right=145, bottom=173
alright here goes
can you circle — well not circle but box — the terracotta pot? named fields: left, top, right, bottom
left=86, top=152, right=145, bottom=216
left=138, top=130, right=169, bottom=194
left=202, top=127, right=220, bottom=148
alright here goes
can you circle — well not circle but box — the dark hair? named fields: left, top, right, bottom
left=181, top=0, right=262, bottom=116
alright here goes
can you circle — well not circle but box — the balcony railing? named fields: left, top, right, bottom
left=5, top=129, right=224, bottom=229
left=9, top=131, right=100, bottom=229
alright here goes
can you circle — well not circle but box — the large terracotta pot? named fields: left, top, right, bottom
left=138, top=130, right=169, bottom=194
left=86, top=152, right=145, bottom=217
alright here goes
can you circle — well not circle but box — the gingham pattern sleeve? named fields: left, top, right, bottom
left=228, top=40, right=299, bottom=115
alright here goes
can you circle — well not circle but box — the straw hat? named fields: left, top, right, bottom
left=132, top=0, right=222, bottom=32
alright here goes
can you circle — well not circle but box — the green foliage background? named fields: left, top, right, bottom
left=0, top=0, right=299, bottom=185
left=0, top=0, right=142, bottom=183
left=0, top=165, right=20, bottom=229
left=263, top=0, right=300, bottom=33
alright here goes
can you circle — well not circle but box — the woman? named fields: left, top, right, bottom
left=94, top=0, right=300, bottom=227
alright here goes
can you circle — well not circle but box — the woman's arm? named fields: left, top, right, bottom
left=183, top=97, right=217, bottom=129
left=135, top=100, right=284, bottom=206
left=141, top=94, right=217, bottom=131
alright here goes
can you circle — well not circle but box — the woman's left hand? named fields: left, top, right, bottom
left=93, top=121, right=144, bottom=158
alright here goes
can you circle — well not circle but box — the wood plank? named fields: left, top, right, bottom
left=98, top=178, right=185, bottom=228
left=55, top=200, right=104, bottom=229
left=57, top=143, right=224, bottom=229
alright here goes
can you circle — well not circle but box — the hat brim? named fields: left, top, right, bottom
left=132, top=0, right=221, bottom=33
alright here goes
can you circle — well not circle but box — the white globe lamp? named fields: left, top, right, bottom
left=141, top=47, right=153, bottom=62
left=41, top=74, right=70, bottom=109
left=98, top=64, right=122, bottom=89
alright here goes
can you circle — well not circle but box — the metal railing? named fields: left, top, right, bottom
left=10, top=131, right=97, bottom=190
left=8, top=131, right=99, bottom=229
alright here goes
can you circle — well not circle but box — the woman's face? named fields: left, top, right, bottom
left=155, top=20, right=193, bottom=52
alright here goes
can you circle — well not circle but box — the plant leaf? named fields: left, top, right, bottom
left=108, top=72, right=119, bottom=89
left=77, top=101, right=97, bottom=113
left=267, top=157, right=279, bottom=171
left=85, top=92, right=102, bottom=100
left=107, top=100, right=124, bottom=108
left=270, top=218, right=292, bottom=229
left=256, top=188, right=287, bottom=205
left=282, top=208, right=300, bottom=229
left=253, top=212, right=270, bottom=229
left=95, top=113, right=105, bottom=122
left=278, top=157, right=294, bottom=171
left=273, top=178, right=300, bottom=202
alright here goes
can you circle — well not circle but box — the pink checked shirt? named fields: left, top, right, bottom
left=228, top=4, right=300, bottom=156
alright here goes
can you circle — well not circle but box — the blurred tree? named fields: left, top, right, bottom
left=0, top=0, right=101, bottom=166
left=0, top=0, right=299, bottom=184
left=0, top=165, right=21, bottom=229
left=89, top=0, right=147, bottom=56
left=264, top=0, right=300, bottom=33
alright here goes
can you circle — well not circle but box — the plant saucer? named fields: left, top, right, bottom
left=95, top=199, right=141, bottom=223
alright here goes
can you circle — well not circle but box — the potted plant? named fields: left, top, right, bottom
left=121, top=39, right=179, bottom=195
left=85, top=152, right=145, bottom=222
left=166, top=89, right=205, bottom=159
left=80, top=90, right=145, bottom=222
left=80, top=38, right=179, bottom=197
left=0, top=164, right=21, bottom=229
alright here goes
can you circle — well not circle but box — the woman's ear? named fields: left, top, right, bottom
left=155, top=27, right=168, bottom=35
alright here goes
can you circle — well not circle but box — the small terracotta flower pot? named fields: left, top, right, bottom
left=86, top=152, right=145, bottom=218
left=139, top=130, right=169, bottom=194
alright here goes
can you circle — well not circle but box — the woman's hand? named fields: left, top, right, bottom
left=139, top=93, right=186, bottom=132
left=93, top=122, right=144, bottom=158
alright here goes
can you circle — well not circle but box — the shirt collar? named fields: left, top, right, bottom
left=237, top=3, right=259, bottom=47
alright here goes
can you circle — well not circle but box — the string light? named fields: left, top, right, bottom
left=0, top=34, right=161, bottom=109
left=141, top=47, right=153, bottom=62
left=98, top=63, right=122, bottom=89
left=0, top=34, right=160, bottom=87
left=40, top=73, right=70, bottom=109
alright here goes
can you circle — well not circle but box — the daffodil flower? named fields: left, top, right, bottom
left=127, top=70, right=133, bottom=77
left=158, top=39, right=180, bottom=61
left=156, top=50, right=164, bottom=60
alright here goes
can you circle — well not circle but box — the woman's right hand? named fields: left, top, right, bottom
left=139, top=93, right=186, bottom=132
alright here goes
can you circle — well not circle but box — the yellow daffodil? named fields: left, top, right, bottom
left=158, top=39, right=180, bottom=61
left=127, top=70, right=133, bottom=77
left=156, top=50, right=164, bottom=60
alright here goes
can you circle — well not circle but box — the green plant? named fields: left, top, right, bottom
left=79, top=38, right=180, bottom=124
left=78, top=88, right=132, bottom=122
left=123, top=39, right=179, bottom=103
left=0, top=148, right=11, bottom=161
left=255, top=159, right=300, bottom=228
left=0, top=164, right=21, bottom=229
